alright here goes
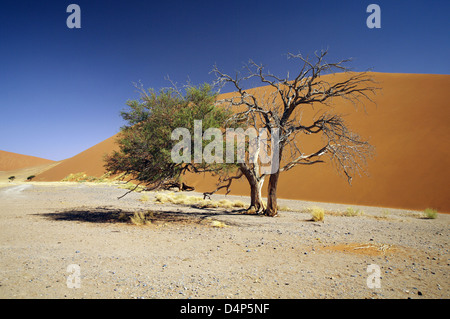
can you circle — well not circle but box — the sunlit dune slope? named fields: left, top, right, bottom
left=0, top=150, right=54, bottom=171
left=34, top=134, right=120, bottom=181
left=35, top=72, right=450, bottom=213
left=185, top=72, right=450, bottom=213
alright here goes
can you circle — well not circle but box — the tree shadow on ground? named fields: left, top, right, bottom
left=37, top=205, right=246, bottom=226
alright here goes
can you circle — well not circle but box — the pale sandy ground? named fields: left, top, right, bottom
left=0, top=182, right=448, bottom=299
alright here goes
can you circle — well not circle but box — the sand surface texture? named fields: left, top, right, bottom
left=0, top=182, right=448, bottom=299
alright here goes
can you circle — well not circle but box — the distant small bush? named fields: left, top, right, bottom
left=306, top=206, right=325, bottom=222
left=277, top=205, right=294, bottom=212
left=130, top=211, right=154, bottom=225
left=210, top=220, right=228, bottom=228
left=26, top=175, right=36, bottom=181
left=62, top=172, right=89, bottom=182
left=139, top=194, right=150, bottom=202
left=232, top=200, right=246, bottom=208
left=8, top=176, right=15, bottom=182
left=118, top=182, right=147, bottom=192
left=423, top=208, right=438, bottom=219
left=117, top=212, right=129, bottom=222
left=345, top=207, right=363, bottom=217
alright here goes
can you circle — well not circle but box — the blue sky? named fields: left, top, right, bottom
left=0, top=0, right=449, bottom=161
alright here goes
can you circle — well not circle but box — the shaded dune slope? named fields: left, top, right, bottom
left=0, top=150, right=55, bottom=171
left=35, top=72, right=450, bottom=213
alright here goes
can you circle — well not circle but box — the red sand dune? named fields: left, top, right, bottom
left=34, top=134, right=120, bottom=181
left=0, top=150, right=54, bottom=171
left=35, top=72, right=450, bottom=213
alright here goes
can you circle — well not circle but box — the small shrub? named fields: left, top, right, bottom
left=210, top=220, right=228, bottom=228
left=218, top=199, right=234, bottom=209
left=154, top=193, right=169, bottom=203
left=307, top=206, right=325, bottom=222
left=117, top=212, right=129, bottom=222
left=196, top=199, right=219, bottom=209
left=345, top=207, right=363, bottom=217
left=8, top=176, right=15, bottom=182
left=118, top=182, right=147, bottom=192
left=62, top=172, right=88, bottom=182
left=423, top=208, right=438, bottom=219
left=139, top=194, right=150, bottom=203
left=232, top=200, right=246, bottom=208
left=130, top=211, right=153, bottom=225
left=278, top=205, right=294, bottom=212
left=26, top=175, right=36, bottom=181
left=382, top=209, right=391, bottom=217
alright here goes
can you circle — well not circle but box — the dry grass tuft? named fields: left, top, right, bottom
left=139, top=194, right=150, bottom=203
left=130, top=211, right=154, bottom=225
left=423, top=208, right=438, bottom=219
left=277, top=205, right=294, bottom=212
left=154, top=192, right=246, bottom=210
left=306, top=206, right=325, bottom=222
left=344, top=207, right=364, bottom=217
left=118, top=182, right=147, bottom=192
left=62, top=172, right=90, bottom=182
left=210, top=220, right=228, bottom=228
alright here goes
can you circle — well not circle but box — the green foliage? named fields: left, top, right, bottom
left=105, top=83, right=234, bottom=189
left=26, top=175, right=36, bottom=181
left=8, top=176, right=15, bottom=182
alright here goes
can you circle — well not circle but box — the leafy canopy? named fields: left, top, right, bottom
left=105, top=83, right=233, bottom=189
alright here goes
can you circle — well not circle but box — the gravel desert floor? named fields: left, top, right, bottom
left=0, top=182, right=448, bottom=299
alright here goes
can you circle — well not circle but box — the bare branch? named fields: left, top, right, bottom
left=203, top=169, right=244, bottom=199
left=211, top=49, right=379, bottom=216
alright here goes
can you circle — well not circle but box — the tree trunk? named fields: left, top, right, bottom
left=240, top=165, right=265, bottom=214
left=248, top=176, right=265, bottom=214
left=265, top=171, right=280, bottom=217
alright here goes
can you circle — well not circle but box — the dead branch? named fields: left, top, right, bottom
left=203, top=169, right=244, bottom=200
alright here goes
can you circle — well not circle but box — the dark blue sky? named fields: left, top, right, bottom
left=1, top=0, right=449, bottom=160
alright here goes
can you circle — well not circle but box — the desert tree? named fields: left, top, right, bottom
left=104, top=82, right=235, bottom=196
left=211, top=50, right=379, bottom=216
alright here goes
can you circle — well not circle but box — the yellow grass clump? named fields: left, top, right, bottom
left=344, top=207, right=364, bottom=217
left=118, top=182, right=147, bottom=192
left=277, top=205, right=294, bottom=212
left=423, top=208, right=438, bottom=219
left=130, top=211, right=154, bottom=225
left=306, top=206, right=325, bottom=222
left=139, top=194, right=150, bottom=202
left=210, top=220, right=228, bottom=228
left=62, top=172, right=90, bottom=182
